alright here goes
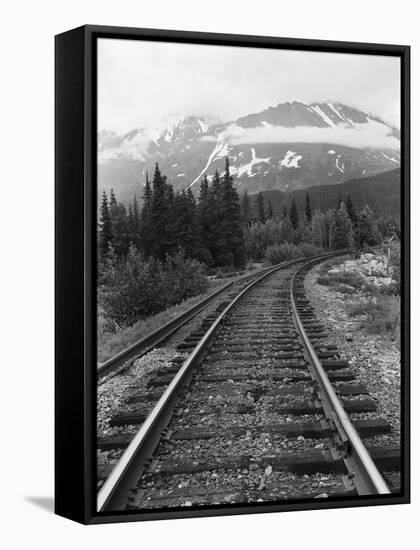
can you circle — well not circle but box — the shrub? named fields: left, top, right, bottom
left=388, top=242, right=401, bottom=295
left=264, top=243, right=300, bottom=264
left=295, top=242, right=325, bottom=257
left=316, top=270, right=365, bottom=291
left=348, top=296, right=400, bottom=341
left=98, top=247, right=209, bottom=327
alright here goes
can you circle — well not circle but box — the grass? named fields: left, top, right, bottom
left=347, top=295, right=400, bottom=342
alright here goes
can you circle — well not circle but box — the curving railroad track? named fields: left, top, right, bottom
left=97, top=253, right=400, bottom=512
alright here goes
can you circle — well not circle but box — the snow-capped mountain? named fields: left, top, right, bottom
left=98, top=102, right=400, bottom=201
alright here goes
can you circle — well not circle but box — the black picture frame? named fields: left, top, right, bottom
left=55, top=24, right=410, bottom=525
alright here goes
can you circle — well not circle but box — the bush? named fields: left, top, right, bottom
left=295, top=242, right=325, bottom=257
left=317, top=270, right=365, bottom=292
left=98, top=247, right=209, bottom=327
left=347, top=296, right=400, bottom=341
left=388, top=242, right=401, bottom=295
left=264, top=243, right=300, bottom=264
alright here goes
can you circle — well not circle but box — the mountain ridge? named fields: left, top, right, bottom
left=98, top=101, right=400, bottom=202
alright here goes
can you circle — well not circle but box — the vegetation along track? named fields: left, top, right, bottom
left=97, top=253, right=400, bottom=512
left=98, top=262, right=306, bottom=381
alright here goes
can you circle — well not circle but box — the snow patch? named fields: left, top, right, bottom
left=310, top=105, right=336, bottom=127
left=328, top=149, right=336, bottom=155
left=328, top=103, right=349, bottom=124
left=197, top=118, right=209, bottom=133
left=335, top=156, right=345, bottom=173
left=176, top=173, right=185, bottom=177
left=171, top=163, right=178, bottom=167
left=381, top=152, right=399, bottom=164
left=280, top=150, right=302, bottom=168
left=230, top=147, right=271, bottom=178
left=189, top=135, right=230, bottom=188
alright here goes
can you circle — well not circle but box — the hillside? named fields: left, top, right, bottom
left=257, top=168, right=401, bottom=219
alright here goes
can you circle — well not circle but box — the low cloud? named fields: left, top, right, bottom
left=201, top=121, right=399, bottom=150
left=98, top=130, right=151, bottom=163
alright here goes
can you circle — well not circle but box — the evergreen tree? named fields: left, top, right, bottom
left=255, top=192, right=265, bottom=223
left=108, top=189, right=129, bottom=258
left=140, top=172, right=153, bottom=256
left=216, top=158, right=246, bottom=268
left=267, top=201, right=274, bottom=220
left=132, top=195, right=141, bottom=247
left=324, top=209, right=336, bottom=249
left=330, top=203, right=354, bottom=250
left=197, top=176, right=215, bottom=265
left=280, top=215, right=293, bottom=243
left=109, top=188, right=117, bottom=214
left=127, top=202, right=134, bottom=242
left=99, top=191, right=113, bottom=257
left=354, top=205, right=381, bottom=248
left=290, top=198, right=299, bottom=230
left=172, top=190, right=200, bottom=258
left=240, top=191, right=253, bottom=226
left=281, top=203, right=288, bottom=219
left=304, top=193, right=312, bottom=223
left=311, top=209, right=325, bottom=248
left=149, top=163, right=170, bottom=260
left=344, top=194, right=357, bottom=225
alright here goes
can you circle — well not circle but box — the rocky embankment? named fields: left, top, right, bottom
left=304, top=254, right=400, bottom=446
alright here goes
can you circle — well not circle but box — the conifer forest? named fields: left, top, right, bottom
left=97, top=157, right=400, bottom=337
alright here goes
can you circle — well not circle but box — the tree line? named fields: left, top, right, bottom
left=97, top=156, right=392, bottom=333
left=99, top=156, right=385, bottom=272
left=99, top=158, right=246, bottom=269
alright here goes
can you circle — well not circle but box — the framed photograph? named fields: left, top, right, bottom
left=55, top=25, right=410, bottom=524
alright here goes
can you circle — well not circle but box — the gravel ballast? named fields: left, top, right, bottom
left=304, top=262, right=401, bottom=448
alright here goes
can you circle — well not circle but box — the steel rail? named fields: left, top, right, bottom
left=97, top=262, right=300, bottom=380
left=97, top=253, right=336, bottom=511
left=290, top=257, right=390, bottom=495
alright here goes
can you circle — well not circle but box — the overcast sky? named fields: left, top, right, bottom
left=98, top=38, right=400, bottom=134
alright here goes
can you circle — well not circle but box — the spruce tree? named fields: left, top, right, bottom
left=240, top=191, right=252, bottom=226
left=197, top=176, right=214, bottom=265
left=255, top=192, right=265, bottom=223
left=99, top=191, right=113, bottom=257
left=330, top=203, right=354, bottom=250
left=217, top=158, right=246, bottom=268
left=267, top=201, right=274, bottom=220
left=128, top=202, right=134, bottom=242
left=311, top=209, right=325, bottom=248
left=304, top=193, right=312, bottom=223
left=345, top=194, right=357, bottom=225
left=149, top=163, right=170, bottom=260
left=132, top=195, right=141, bottom=248
left=354, top=205, right=381, bottom=248
left=110, top=188, right=117, bottom=214
left=108, top=189, right=129, bottom=258
left=290, top=198, right=299, bottom=230
left=172, top=190, right=199, bottom=258
left=140, top=172, right=153, bottom=256
left=280, top=215, right=293, bottom=243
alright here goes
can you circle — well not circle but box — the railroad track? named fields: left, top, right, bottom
left=97, top=253, right=400, bottom=512
left=98, top=261, right=312, bottom=381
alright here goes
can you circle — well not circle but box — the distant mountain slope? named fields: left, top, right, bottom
left=259, top=168, right=401, bottom=219
left=98, top=101, right=400, bottom=203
